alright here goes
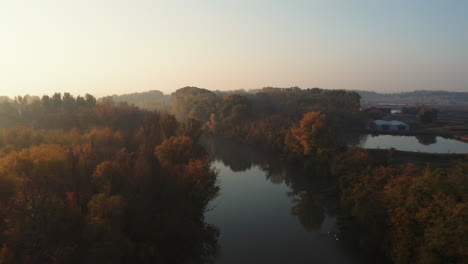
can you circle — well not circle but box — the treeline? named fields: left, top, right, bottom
left=107, top=90, right=171, bottom=111
left=172, top=86, right=365, bottom=153
left=333, top=147, right=468, bottom=264
left=0, top=93, right=219, bottom=263
left=357, top=90, right=468, bottom=105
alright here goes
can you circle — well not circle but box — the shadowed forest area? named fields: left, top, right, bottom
left=0, top=87, right=466, bottom=263
left=0, top=93, right=219, bottom=263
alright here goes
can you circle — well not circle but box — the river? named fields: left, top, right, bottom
left=201, top=137, right=378, bottom=264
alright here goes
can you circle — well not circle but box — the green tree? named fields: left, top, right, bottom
left=417, top=107, right=438, bottom=124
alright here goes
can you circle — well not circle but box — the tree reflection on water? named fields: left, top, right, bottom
left=201, top=136, right=338, bottom=231
left=201, top=136, right=382, bottom=264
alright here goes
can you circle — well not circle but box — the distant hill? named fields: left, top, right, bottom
left=108, top=90, right=171, bottom=110
left=356, top=90, right=468, bottom=105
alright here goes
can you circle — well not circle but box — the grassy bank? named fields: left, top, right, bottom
left=367, top=148, right=466, bottom=168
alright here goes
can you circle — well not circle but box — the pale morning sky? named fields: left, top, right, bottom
left=0, top=0, right=467, bottom=97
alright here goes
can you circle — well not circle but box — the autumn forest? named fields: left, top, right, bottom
left=0, top=87, right=466, bottom=263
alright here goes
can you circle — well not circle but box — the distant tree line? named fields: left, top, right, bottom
left=107, top=90, right=171, bottom=111
left=171, top=86, right=365, bottom=155
left=358, top=90, right=468, bottom=105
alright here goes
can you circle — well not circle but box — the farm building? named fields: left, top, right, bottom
left=371, top=120, right=410, bottom=131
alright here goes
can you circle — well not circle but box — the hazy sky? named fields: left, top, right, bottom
left=1, top=0, right=467, bottom=97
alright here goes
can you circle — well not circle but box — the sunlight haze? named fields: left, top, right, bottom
left=1, top=0, right=467, bottom=97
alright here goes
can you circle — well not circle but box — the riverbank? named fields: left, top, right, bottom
left=366, top=148, right=466, bottom=168
left=456, top=135, right=468, bottom=143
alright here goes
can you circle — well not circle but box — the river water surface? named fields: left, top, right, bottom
left=202, top=137, right=376, bottom=264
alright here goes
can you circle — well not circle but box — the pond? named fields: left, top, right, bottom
left=201, top=137, right=379, bottom=264
left=358, top=134, right=468, bottom=154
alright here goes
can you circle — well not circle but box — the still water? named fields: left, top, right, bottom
left=359, top=134, right=468, bottom=154
left=201, top=137, right=375, bottom=264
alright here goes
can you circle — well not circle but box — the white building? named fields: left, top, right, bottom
left=371, top=120, right=409, bottom=131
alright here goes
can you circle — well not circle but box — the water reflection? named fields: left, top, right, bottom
left=337, top=132, right=367, bottom=147
left=290, top=191, right=326, bottom=231
left=202, top=136, right=336, bottom=230
left=289, top=163, right=339, bottom=232
left=201, top=136, right=373, bottom=263
left=415, top=134, right=437, bottom=145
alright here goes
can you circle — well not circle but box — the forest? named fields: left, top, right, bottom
left=172, top=86, right=364, bottom=153
left=0, top=93, right=218, bottom=263
left=334, top=148, right=467, bottom=263
left=0, top=88, right=466, bottom=263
